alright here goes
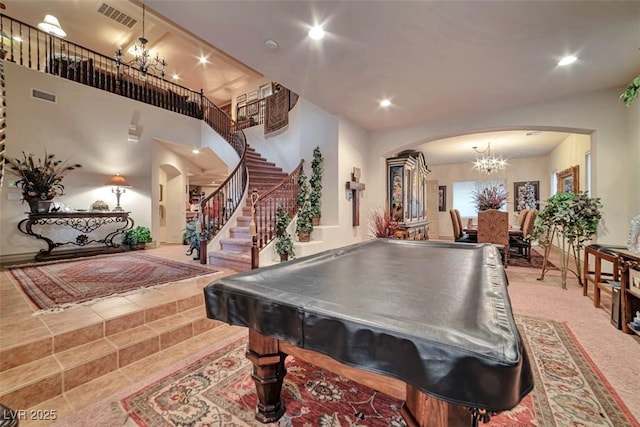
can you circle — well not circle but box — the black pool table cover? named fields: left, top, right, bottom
left=204, top=239, right=533, bottom=412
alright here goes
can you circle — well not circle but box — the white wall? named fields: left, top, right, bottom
left=366, top=87, right=636, bottom=245
left=548, top=134, right=590, bottom=194
left=2, top=62, right=202, bottom=258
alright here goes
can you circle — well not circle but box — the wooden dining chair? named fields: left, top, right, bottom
left=510, top=210, right=537, bottom=261
left=450, top=209, right=475, bottom=243
left=477, top=209, right=509, bottom=267
left=518, top=209, right=530, bottom=230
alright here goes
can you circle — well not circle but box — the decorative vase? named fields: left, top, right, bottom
left=280, top=253, right=289, bottom=262
left=297, top=231, right=311, bottom=242
left=27, top=198, right=52, bottom=214
left=312, top=216, right=320, bottom=226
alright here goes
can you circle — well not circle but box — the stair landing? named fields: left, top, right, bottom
left=0, top=245, right=242, bottom=420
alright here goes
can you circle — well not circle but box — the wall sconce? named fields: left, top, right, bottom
left=105, top=174, right=132, bottom=211
left=128, top=123, right=139, bottom=143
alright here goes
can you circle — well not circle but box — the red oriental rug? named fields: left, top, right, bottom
left=8, top=253, right=218, bottom=311
left=98, top=316, right=636, bottom=426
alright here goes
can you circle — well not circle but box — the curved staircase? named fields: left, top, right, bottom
left=207, top=145, right=288, bottom=271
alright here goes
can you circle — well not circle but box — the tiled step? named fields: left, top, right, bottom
left=220, top=237, right=252, bottom=252
left=208, top=250, right=251, bottom=271
left=0, top=306, right=219, bottom=409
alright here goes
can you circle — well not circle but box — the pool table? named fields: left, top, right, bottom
left=204, top=239, right=533, bottom=426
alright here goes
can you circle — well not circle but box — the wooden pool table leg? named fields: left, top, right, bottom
left=246, top=329, right=287, bottom=423
left=401, top=385, right=470, bottom=427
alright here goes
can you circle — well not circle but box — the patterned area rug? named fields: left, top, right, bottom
left=509, top=246, right=559, bottom=269
left=8, top=253, right=217, bottom=311
left=116, top=317, right=637, bottom=427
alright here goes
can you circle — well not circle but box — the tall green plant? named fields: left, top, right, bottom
left=309, top=146, right=323, bottom=220
left=532, top=192, right=602, bottom=288
left=296, top=171, right=314, bottom=237
left=275, top=205, right=295, bottom=258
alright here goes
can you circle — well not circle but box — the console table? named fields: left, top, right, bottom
left=17, top=211, right=134, bottom=261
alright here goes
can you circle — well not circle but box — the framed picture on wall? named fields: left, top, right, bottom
left=513, top=181, right=539, bottom=211
left=438, top=185, right=446, bottom=212
left=248, top=90, right=259, bottom=102
left=557, top=165, right=579, bottom=194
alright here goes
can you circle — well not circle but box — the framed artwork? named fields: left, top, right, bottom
left=259, top=83, right=273, bottom=99
left=236, top=94, right=246, bottom=105
left=438, top=185, right=446, bottom=212
left=247, top=90, right=258, bottom=102
left=513, top=181, right=539, bottom=211
left=557, top=165, right=579, bottom=194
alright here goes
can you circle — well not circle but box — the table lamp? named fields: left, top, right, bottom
left=105, top=174, right=132, bottom=211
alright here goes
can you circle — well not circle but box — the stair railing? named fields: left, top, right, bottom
left=251, top=160, right=304, bottom=253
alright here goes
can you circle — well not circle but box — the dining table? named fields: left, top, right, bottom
left=464, top=224, right=523, bottom=237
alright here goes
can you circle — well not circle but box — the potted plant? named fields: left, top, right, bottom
left=472, top=182, right=508, bottom=211
left=123, top=225, right=153, bottom=249
left=368, top=206, right=398, bottom=238
left=4, top=150, right=82, bottom=213
left=275, top=205, right=295, bottom=261
left=532, top=192, right=602, bottom=289
left=296, top=171, right=314, bottom=241
left=309, top=146, right=323, bottom=226
left=295, top=203, right=314, bottom=242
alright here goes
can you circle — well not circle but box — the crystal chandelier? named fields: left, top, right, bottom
left=115, top=4, right=166, bottom=78
left=472, top=143, right=507, bottom=175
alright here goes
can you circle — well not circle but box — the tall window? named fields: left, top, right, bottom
left=585, top=152, right=591, bottom=195
left=453, top=179, right=506, bottom=218
left=551, top=170, right=557, bottom=196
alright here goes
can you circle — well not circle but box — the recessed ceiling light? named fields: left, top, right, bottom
left=192, top=149, right=200, bottom=154
left=199, top=55, right=207, bottom=64
left=308, top=25, right=325, bottom=40
left=558, top=55, right=577, bottom=66
left=380, top=99, right=391, bottom=108
left=264, top=39, right=279, bottom=50
left=172, top=74, right=179, bottom=80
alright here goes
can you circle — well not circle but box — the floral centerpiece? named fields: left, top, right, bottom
left=5, top=151, right=81, bottom=212
left=472, top=182, right=508, bottom=211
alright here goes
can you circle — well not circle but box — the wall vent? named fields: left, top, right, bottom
left=31, top=89, right=57, bottom=104
left=97, top=2, right=138, bottom=29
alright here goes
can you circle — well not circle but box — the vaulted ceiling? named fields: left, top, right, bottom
left=6, top=1, right=638, bottom=171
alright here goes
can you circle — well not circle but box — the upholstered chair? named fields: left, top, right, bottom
left=450, top=209, right=476, bottom=243
left=518, top=209, right=530, bottom=230
left=477, top=209, right=509, bottom=267
left=510, top=210, right=537, bottom=261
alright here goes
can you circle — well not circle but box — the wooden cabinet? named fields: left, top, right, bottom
left=387, top=150, right=430, bottom=240
left=618, top=250, right=640, bottom=335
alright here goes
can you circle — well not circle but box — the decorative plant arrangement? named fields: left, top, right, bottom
left=275, top=205, right=295, bottom=261
left=532, top=192, right=602, bottom=289
left=123, top=226, right=153, bottom=249
left=620, top=75, right=640, bottom=107
left=368, top=207, right=398, bottom=238
left=295, top=171, right=314, bottom=242
left=309, top=146, right=323, bottom=226
left=5, top=151, right=82, bottom=212
left=472, top=182, right=508, bottom=211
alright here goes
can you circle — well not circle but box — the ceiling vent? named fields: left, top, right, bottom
left=31, top=88, right=57, bottom=104
left=97, top=2, right=138, bottom=29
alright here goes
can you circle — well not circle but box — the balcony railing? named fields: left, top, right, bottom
left=0, top=14, right=205, bottom=120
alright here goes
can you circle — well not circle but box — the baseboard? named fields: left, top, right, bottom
left=0, top=252, right=37, bottom=269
